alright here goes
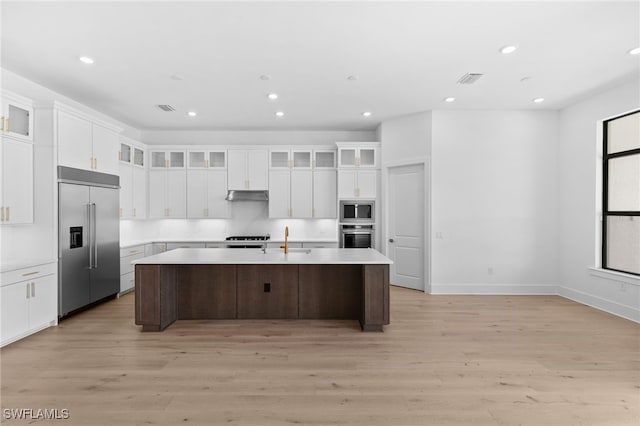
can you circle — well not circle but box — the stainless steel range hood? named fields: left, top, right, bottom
left=225, top=190, right=269, bottom=201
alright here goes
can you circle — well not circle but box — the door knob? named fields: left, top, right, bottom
left=389, top=238, right=394, bottom=243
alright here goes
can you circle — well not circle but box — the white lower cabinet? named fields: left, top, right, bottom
left=119, top=245, right=145, bottom=293
left=1, top=262, right=57, bottom=347
left=187, top=170, right=229, bottom=218
left=302, top=242, right=339, bottom=248
left=145, top=243, right=167, bottom=256
left=165, top=242, right=206, bottom=251
left=338, top=169, right=377, bottom=199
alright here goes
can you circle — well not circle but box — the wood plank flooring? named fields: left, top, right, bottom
left=1, top=286, right=638, bottom=425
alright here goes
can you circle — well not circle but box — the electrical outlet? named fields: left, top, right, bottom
left=435, top=232, right=443, bottom=239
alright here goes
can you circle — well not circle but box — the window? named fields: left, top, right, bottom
left=602, top=110, right=640, bottom=276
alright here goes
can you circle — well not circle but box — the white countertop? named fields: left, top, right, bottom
left=120, top=238, right=339, bottom=248
left=132, top=248, right=392, bottom=265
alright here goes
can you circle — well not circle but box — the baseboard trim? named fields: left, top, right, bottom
left=430, top=283, right=557, bottom=295
left=558, top=286, right=640, bottom=323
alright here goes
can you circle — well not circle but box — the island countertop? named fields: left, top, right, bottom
left=132, top=247, right=393, bottom=265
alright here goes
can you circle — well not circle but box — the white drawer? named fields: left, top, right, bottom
left=1, top=262, right=57, bottom=287
left=120, top=271, right=134, bottom=293
left=166, top=242, right=206, bottom=251
left=302, top=242, right=338, bottom=248
left=205, top=242, right=226, bottom=248
left=120, top=245, right=145, bottom=258
left=120, top=251, right=145, bottom=276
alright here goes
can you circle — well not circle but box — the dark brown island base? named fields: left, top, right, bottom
left=133, top=248, right=392, bottom=332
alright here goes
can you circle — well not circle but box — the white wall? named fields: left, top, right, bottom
left=379, top=111, right=431, bottom=165
left=557, top=79, right=640, bottom=321
left=142, top=130, right=376, bottom=146
left=430, top=110, right=560, bottom=294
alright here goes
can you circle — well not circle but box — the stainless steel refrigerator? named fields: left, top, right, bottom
left=58, top=166, right=120, bottom=317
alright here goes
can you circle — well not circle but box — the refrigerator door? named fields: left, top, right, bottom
left=89, top=186, right=120, bottom=302
left=59, top=183, right=91, bottom=316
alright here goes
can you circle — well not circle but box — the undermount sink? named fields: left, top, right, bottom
left=262, top=248, right=311, bottom=254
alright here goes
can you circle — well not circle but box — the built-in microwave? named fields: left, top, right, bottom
left=340, top=200, right=374, bottom=223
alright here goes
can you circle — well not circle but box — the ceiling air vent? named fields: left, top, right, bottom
left=157, top=104, right=176, bottom=112
left=457, top=73, right=484, bottom=84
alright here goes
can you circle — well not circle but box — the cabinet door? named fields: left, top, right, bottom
left=119, top=163, right=133, bottom=218
left=58, top=110, right=92, bottom=171
left=166, top=170, right=186, bottom=218
left=1, top=282, right=29, bottom=345
left=1, top=138, right=33, bottom=224
left=339, top=148, right=357, bottom=167
left=268, top=170, right=290, bottom=218
left=227, top=150, right=247, bottom=190
left=92, top=124, right=119, bottom=175
left=338, top=170, right=357, bottom=199
left=28, top=275, right=57, bottom=329
left=358, top=170, right=377, bottom=199
left=247, top=150, right=268, bottom=190
left=313, top=170, right=337, bottom=218
left=207, top=170, right=229, bottom=218
left=187, top=170, right=208, bottom=218
left=237, top=265, right=299, bottom=319
left=132, top=166, right=147, bottom=219
left=290, top=170, right=312, bottom=218
left=3, top=98, right=33, bottom=141
left=148, top=170, right=166, bottom=218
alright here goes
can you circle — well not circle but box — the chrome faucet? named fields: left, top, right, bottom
left=280, top=226, right=289, bottom=254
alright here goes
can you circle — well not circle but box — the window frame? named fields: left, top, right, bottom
left=601, top=109, right=640, bottom=277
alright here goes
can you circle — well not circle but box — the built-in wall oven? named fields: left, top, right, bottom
left=339, top=200, right=375, bottom=248
left=340, top=224, right=375, bottom=248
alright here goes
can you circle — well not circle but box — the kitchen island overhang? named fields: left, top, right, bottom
left=133, top=248, right=393, bottom=332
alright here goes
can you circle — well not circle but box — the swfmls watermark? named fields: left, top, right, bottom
left=3, top=408, right=70, bottom=421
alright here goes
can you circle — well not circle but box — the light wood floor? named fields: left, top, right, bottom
left=1, top=287, right=638, bottom=426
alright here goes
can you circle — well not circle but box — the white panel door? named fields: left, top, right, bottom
left=247, top=149, right=268, bottom=190
left=357, top=170, right=378, bottom=199
left=119, top=163, right=133, bottom=218
left=57, top=110, right=92, bottom=171
left=1, top=138, right=33, bottom=224
left=132, top=166, right=147, bottom=219
left=227, top=150, right=247, bottom=190
left=187, top=170, right=207, bottom=218
left=148, top=170, right=166, bottom=218
left=268, top=170, right=290, bottom=218
left=313, top=170, right=336, bottom=218
left=92, top=124, right=119, bottom=175
left=207, top=170, right=229, bottom=218
left=1, top=282, right=29, bottom=345
left=27, top=275, right=57, bottom=329
left=388, top=164, right=424, bottom=290
left=291, top=170, right=312, bottom=218
left=338, top=170, right=357, bottom=199
left=166, top=170, right=186, bottom=218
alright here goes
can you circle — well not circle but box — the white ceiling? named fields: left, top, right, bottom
left=2, top=1, right=639, bottom=131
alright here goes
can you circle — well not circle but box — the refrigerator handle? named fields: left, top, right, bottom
left=87, top=203, right=93, bottom=269
left=91, top=203, right=98, bottom=268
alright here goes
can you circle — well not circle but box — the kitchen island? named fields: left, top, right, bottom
left=133, top=248, right=392, bottom=332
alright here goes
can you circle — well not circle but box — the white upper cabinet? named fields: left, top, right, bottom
left=337, top=143, right=378, bottom=168
left=313, top=169, right=337, bottom=218
left=56, top=106, right=122, bottom=174
left=150, top=150, right=185, bottom=169
left=148, top=169, right=186, bottom=218
left=338, top=169, right=377, bottom=199
left=313, top=150, right=336, bottom=168
left=187, top=150, right=226, bottom=169
left=268, top=170, right=291, bottom=218
left=1, top=91, right=33, bottom=141
left=268, top=168, right=313, bottom=219
left=228, top=149, right=268, bottom=190
left=1, top=136, right=33, bottom=225
left=290, top=170, right=313, bottom=218
left=187, top=169, right=229, bottom=218
left=119, top=137, right=147, bottom=219
left=270, top=149, right=312, bottom=169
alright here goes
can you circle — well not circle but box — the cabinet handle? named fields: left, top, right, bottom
left=133, top=208, right=137, bottom=217
left=95, top=158, right=98, bottom=169
left=22, top=271, right=40, bottom=277
left=165, top=159, right=169, bottom=168
left=120, top=208, right=123, bottom=217
left=5, top=118, right=9, bottom=132
left=1, top=207, right=4, bottom=222
left=355, top=157, right=360, bottom=167
left=31, top=282, right=35, bottom=298
left=26, top=283, right=30, bottom=299
left=6, top=206, right=9, bottom=222
left=0, top=116, right=4, bottom=131
left=118, top=151, right=122, bottom=161
left=206, top=159, right=210, bottom=168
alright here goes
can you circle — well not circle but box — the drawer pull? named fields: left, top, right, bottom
left=129, top=250, right=140, bottom=254
left=22, top=271, right=40, bottom=277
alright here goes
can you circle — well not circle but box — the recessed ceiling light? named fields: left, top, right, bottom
left=444, top=97, right=455, bottom=103
left=79, top=56, right=94, bottom=64
left=275, top=111, right=284, bottom=117
left=170, top=74, right=184, bottom=81
left=500, top=45, right=518, bottom=54
left=260, top=74, right=271, bottom=81
left=362, top=111, right=372, bottom=117
left=267, top=93, right=278, bottom=100
left=347, top=75, right=358, bottom=81
left=520, top=76, right=532, bottom=83
left=628, top=47, right=640, bottom=55
left=533, top=98, right=545, bottom=103
left=187, top=111, right=197, bottom=117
